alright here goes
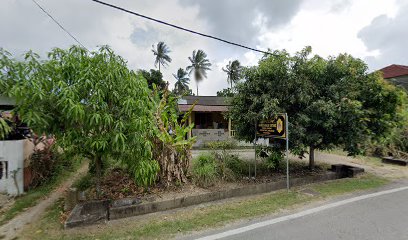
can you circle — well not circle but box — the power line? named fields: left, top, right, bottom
left=31, top=0, right=88, bottom=50
left=90, top=0, right=270, bottom=55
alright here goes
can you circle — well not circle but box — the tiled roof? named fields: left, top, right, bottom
left=379, top=64, right=408, bottom=79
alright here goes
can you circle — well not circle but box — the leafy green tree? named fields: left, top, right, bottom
left=1, top=46, right=199, bottom=188
left=186, top=49, right=211, bottom=96
left=222, top=60, right=242, bottom=89
left=152, top=41, right=172, bottom=72
left=139, top=69, right=166, bottom=90
left=229, top=47, right=406, bottom=169
left=216, top=88, right=234, bottom=97
left=2, top=46, right=158, bottom=189
left=173, top=68, right=190, bottom=95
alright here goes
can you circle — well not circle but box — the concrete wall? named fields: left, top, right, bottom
left=192, top=129, right=229, bottom=146
left=0, top=139, right=25, bottom=195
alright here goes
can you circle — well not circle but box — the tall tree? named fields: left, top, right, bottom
left=1, top=45, right=199, bottom=188
left=222, top=60, right=242, bottom=89
left=216, top=88, right=234, bottom=97
left=229, top=47, right=407, bottom=169
left=151, top=41, right=172, bottom=72
left=186, top=49, right=211, bottom=96
left=1, top=46, right=158, bottom=189
left=173, top=68, right=190, bottom=95
left=139, top=69, right=166, bottom=90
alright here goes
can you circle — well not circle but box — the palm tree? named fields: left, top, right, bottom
left=152, top=41, right=172, bottom=72
left=222, top=60, right=242, bottom=89
left=186, top=50, right=211, bottom=96
left=173, top=68, right=190, bottom=95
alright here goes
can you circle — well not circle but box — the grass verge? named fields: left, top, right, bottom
left=322, top=149, right=383, bottom=166
left=0, top=158, right=85, bottom=226
left=20, top=174, right=388, bottom=240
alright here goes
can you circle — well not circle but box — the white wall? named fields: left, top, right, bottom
left=0, top=140, right=25, bottom=195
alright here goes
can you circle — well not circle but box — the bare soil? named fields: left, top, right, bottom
left=0, top=162, right=88, bottom=240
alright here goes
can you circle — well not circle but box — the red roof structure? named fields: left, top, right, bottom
left=379, top=64, right=408, bottom=79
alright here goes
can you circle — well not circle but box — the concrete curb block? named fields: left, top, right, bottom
left=109, top=172, right=337, bottom=220
left=65, top=165, right=363, bottom=228
left=64, top=200, right=109, bottom=229
left=382, top=157, right=408, bottom=166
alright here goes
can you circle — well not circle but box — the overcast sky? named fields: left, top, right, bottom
left=1, top=0, right=407, bottom=95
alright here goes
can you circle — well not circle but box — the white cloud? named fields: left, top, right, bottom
left=257, top=0, right=398, bottom=60
left=1, top=0, right=406, bottom=95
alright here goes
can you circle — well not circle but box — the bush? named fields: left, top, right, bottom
left=265, top=151, right=284, bottom=170
left=256, top=145, right=284, bottom=171
left=225, top=154, right=249, bottom=177
left=134, top=159, right=160, bottom=188
left=29, top=136, right=80, bottom=189
left=206, top=139, right=238, bottom=150
left=191, top=154, right=218, bottom=187
left=73, top=173, right=94, bottom=191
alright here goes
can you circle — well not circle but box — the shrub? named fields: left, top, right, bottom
left=256, top=145, right=284, bottom=171
left=225, top=154, right=249, bottom=177
left=134, top=159, right=160, bottom=188
left=29, top=136, right=80, bottom=189
left=265, top=151, right=284, bottom=170
left=191, top=154, right=218, bottom=187
left=73, top=173, right=94, bottom=191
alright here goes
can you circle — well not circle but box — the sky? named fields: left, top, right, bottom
left=1, top=0, right=407, bottom=95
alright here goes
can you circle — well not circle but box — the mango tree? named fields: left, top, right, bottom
left=2, top=46, right=157, bottom=189
left=229, top=47, right=406, bottom=169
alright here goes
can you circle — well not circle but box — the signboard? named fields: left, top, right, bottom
left=256, top=114, right=286, bottom=139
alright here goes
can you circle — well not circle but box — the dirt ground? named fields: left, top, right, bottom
left=6, top=149, right=408, bottom=240
left=0, top=162, right=88, bottom=240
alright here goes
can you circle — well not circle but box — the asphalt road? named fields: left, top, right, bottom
left=195, top=187, right=408, bottom=240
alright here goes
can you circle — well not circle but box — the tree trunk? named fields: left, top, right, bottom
left=309, top=145, right=315, bottom=170
left=95, top=155, right=102, bottom=198
left=154, top=139, right=190, bottom=187
left=158, top=63, right=161, bottom=73
left=196, top=83, right=199, bottom=96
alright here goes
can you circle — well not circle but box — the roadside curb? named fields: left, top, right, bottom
left=65, top=164, right=363, bottom=228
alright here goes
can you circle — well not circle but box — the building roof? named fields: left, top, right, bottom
left=178, top=104, right=228, bottom=112
left=178, top=96, right=229, bottom=112
left=379, top=64, right=408, bottom=79
left=179, top=96, right=228, bottom=106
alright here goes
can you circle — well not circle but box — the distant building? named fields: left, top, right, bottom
left=379, top=64, right=408, bottom=90
left=178, top=96, right=234, bottom=146
left=0, top=95, right=15, bottom=110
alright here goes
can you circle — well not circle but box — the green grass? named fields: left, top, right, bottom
left=22, top=174, right=389, bottom=240
left=311, top=174, right=389, bottom=197
left=0, top=158, right=84, bottom=226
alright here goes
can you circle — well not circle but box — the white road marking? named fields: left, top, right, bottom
left=196, top=185, right=408, bottom=240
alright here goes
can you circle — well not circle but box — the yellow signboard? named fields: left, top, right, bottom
left=256, top=114, right=286, bottom=139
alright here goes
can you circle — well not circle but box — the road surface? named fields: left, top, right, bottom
left=195, top=186, right=408, bottom=240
